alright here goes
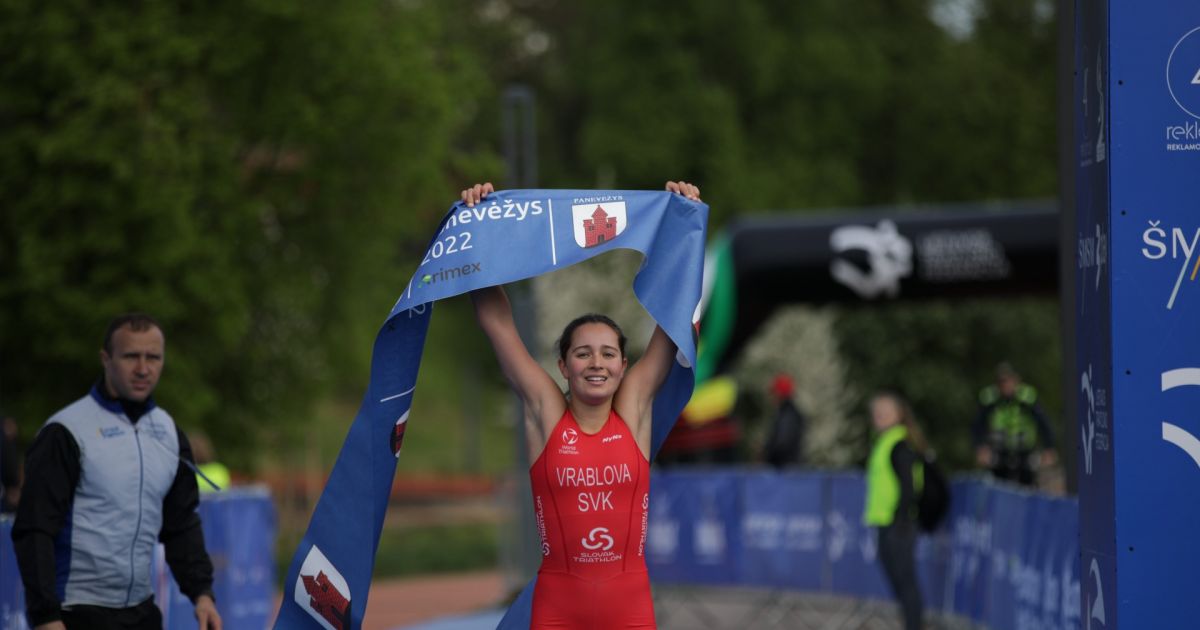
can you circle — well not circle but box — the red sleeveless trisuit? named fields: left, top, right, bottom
left=528, top=409, right=655, bottom=629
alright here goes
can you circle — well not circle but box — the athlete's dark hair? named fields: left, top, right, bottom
left=557, top=314, right=627, bottom=361
left=103, top=313, right=162, bottom=354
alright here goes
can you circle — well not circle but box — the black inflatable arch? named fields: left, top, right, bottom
left=704, top=199, right=1059, bottom=376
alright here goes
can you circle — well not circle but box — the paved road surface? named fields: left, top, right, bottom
left=354, top=572, right=977, bottom=630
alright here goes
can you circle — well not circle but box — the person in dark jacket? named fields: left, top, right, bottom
left=864, top=391, right=926, bottom=630
left=11, top=313, right=221, bottom=630
left=763, top=374, right=806, bottom=468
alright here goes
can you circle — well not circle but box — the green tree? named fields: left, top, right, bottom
left=465, top=0, right=1062, bottom=468
left=0, top=0, right=494, bottom=466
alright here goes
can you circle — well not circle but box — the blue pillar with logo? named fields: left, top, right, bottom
left=1076, top=1, right=1200, bottom=627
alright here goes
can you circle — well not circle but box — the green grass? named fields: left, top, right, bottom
left=275, top=522, right=500, bottom=584
left=371, top=522, right=500, bottom=579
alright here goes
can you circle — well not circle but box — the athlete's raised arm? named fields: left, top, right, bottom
left=472, top=286, right=565, bottom=444
left=615, top=180, right=701, bottom=443
left=466, top=180, right=564, bottom=447
left=615, top=326, right=677, bottom=439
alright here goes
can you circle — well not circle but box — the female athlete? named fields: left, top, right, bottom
left=465, top=180, right=701, bottom=629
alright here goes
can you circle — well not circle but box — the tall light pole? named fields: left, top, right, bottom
left=500, top=84, right=542, bottom=590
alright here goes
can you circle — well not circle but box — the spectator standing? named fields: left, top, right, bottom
left=864, top=391, right=926, bottom=630
left=762, top=374, right=806, bottom=468
left=11, top=313, right=221, bottom=630
left=972, top=362, right=1058, bottom=486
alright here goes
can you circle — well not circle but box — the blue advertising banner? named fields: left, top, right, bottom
left=986, top=489, right=1026, bottom=630
left=825, top=473, right=889, bottom=599
left=946, top=479, right=992, bottom=622
left=640, top=472, right=1080, bottom=630
left=155, top=490, right=278, bottom=630
left=1074, top=1, right=1116, bottom=627
left=644, top=473, right=690, bottom=584
left=646, top=470, right=742, bottom=586
left=1108, top=0, right=1200, bottom=627
left=739, top=472, right=824, bottom=590
left=2, top=473, right=1078, bottom=630
left=0, top=517, right=25, bottom=630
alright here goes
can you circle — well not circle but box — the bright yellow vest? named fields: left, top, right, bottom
left=864, top=425, right=922, bottom=526
left=980, top=384, right=1040, bottom=449
left=196, top=462, right=231, bottom=493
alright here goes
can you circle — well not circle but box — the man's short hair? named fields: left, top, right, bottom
left=103, top=313, right=162, bottom=354
left=995, top=361, right=1019, bottom=380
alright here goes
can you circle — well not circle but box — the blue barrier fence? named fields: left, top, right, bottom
left=645, top=470, right=1082, bottom=630
left=3, top=474, right=1080, bottom=630
left=1, top=487, right=276, bottom=630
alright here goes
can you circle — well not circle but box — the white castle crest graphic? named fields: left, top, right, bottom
left=572, top=201, right=627, bottom=248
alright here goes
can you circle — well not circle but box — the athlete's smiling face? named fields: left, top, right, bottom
left=559, top=323, right=627, bottom=404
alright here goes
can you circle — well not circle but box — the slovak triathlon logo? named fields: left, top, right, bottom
left=582, top=526, right=615, bottom=551
left=572, top=200, right=627, bottom=248
left=294, top=545, right=352, bottom=630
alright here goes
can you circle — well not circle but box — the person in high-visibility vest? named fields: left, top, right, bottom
left=189, top=432, right=231, bottom=493
left=864, top=391, right=926, bottom=630
left=971, top=362, right=1057, bottom=486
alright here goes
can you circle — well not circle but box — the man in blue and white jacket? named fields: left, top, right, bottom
left=12, top=313, right=221, bottom=630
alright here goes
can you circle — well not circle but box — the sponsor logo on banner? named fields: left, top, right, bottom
left=1080, top=44, right=1104, bottom=166
left=694, top=515, right=726, bottom=563
left=953, top=514, right=992, bottom=582
left=1080, top=364, right=1110, bottom=475
left=1080, top=45, right=1107, bottom=166
left=859, top=528, right=877, bottom=562
left=831, top=221, right=1015, bottom=297
left=744, top=513, right=823, bottom=552
left=1165, top=26, right=1200, bottom=151
left=1078, top=223, right=1108, bottom=313
left=1140, top=221, right=1200, bottom=309
left=916, top=228, right=1012, bottom=282
left=390, top=411, right=409, bottom=458
left=830, top=221, right=913, bottom=298
left=294, top=545, right=352, bottom=630
left=572, top=198, right=627, bottom=248
left=1160, top=368, right=1200, bottom=470
left=419, top=262, right=483, bottom=287
left=648, top=498, right=680, bottom=559
left=1086, top=558, right=1107, bottom=629
left=826, top=510, right=849, bottom=562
